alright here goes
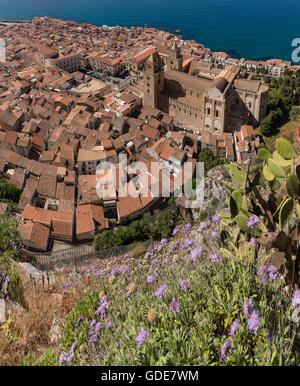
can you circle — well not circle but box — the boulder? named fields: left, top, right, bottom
left=0, top=298, right=6, bottom=323
left=0, top=269, right=9, bottom=299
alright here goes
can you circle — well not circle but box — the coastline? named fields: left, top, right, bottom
left=0, top=17, right=291, bottom=64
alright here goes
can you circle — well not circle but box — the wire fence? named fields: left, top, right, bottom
left=22, top=241, right=150, bottom=272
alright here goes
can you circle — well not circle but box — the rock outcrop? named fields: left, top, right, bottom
left=0, top=269, right=9, bottom=323
left=191, top=165, right=231, bottom=222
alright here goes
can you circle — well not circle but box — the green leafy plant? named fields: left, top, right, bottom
left=218, top=138, right=300, bottom=286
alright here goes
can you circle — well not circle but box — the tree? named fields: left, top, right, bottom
left=0, top=214, right=22, bottom=260
left=259, top=109, right=282, bottom=137
left=198, top=148, right=223, bottom=176
left=289, top=106, right=300, bottom=121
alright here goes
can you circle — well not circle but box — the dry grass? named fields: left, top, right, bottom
left=0, top=245, right=149, bottom=366
left=0, top=266, right=66, bottom=366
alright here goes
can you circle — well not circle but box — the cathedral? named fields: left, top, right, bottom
left=143, top=44, right=269, bottom=133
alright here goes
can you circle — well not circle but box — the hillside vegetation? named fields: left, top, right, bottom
left=1, top=137, right=300, bottom=366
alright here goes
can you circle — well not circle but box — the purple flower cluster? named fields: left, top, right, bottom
left=172, top=227, right=180, bottom=236
left=199, top=222, right=207, bottom=231
left=243, top=298, right=260, bottom=335
left=257, top=265, right=277, bottom=286
left=220, top=339, right=231, bottom=361
left=160, top=238, right=168, bottom=246
left=76, top=316, right=83, bottom=328
left=210, top=253, right=220, bottom=263
left=211, top=231, right=219, bottom=239
left=182, top=223, right=192, bottom=235
left=180, top=279, right=190, bottom=291
left=182, top=238, right=196, bottom=249
left=190, top=247, right=202, bottom=262
left=169, top=298, right=180, bottom=313
left=172, top=228, right=180, bottom=236
left=146, top=274, right=155, bottom=283
left=248, top=310, right=261, bottom=335
left=59, top=343, right=76, bottom=366
left=246, top=216, right=262, bottom=230
left=95, top=295, right=110, bottom=319
left=213, top=214, right=221, bottom=224
left=292, top=288, right=300, bottom=309
left=229, top=320, right=240, bottom=337
left=243, top=298, right=254, bottom=317
left=155, top=283, right=167, bottom=299
left=136, top=327, right=149, bottom=347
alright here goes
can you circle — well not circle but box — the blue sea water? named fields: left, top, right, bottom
left=0, top=0, right=300, bottom=62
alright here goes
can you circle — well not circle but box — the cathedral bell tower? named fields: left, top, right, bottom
left=143, top=51, right=164, bottom=109
left=166, top=40, right=183, bottom=72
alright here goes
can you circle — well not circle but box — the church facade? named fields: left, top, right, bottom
left=143, top=47, right=269, bottom=133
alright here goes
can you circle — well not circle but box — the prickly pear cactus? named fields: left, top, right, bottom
left=218, top=138, right=300, bottom=287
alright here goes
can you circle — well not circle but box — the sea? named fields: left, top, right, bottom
left=1, top=0, right=300, bottom=62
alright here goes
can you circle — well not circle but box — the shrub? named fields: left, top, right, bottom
left=49, top=227, right=300, bottom=366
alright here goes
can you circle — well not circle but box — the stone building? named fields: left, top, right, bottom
left=143, top=50, right=269, bottom=133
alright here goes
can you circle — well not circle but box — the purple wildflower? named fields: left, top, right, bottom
left=246, top=216, right=262, bottom=230
left=250, top=237, right=256, bottom=247
left=258, top=266, right=268, bottom=285
left=183, top=238, right=196, bottom=249
left=76, top=316, right=83, bottom=328
left=220, top=339, right=231, bottom=361
left=135, top=327, right=149, bottom=347
left=95, top=322, right=103, bottom=332
left=190, top=247, right=202, bottom=262
left=169, top=298, right=180, bottom=313
left=266, top=330, right=271, bottom=345
left=182, top=223, right=192, bottom=235
left=89, top=319, right=96, bottom=329
left=160, top=238, right=168, bottom=246
left=180, top=278, right=190, bottom=291
left=292, top=288, right=300, bottom=308
left=211, top=231, right=219, bottom=239
left=59, top=343, right=76, bottom=366
left=267, top=266, right=277, bottom=282
left=248, top=310, right=261, bottom=335
left=106, top=321, right=113, bottom=329
left=59, top=352, right=73, bottom=366
left=172, top=227, right=180, bottom=236
left=155, top=283, right=167, bottom=299
left=243, top=298, right=254, bottom=317
left=199, top=222, right=207, bottom=231
left=146, top=274, right=155, bottom=283
left=210, top=253, right=220, bottom=263
left=258, top=265, right=278, bottom=286
left=213, top=214, right=221, bottom=223
left=96, top=295, right=110, bottom=319
left=229, top=320, right=240, bottom=337
left=89, top=333, right=98, bottom=343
